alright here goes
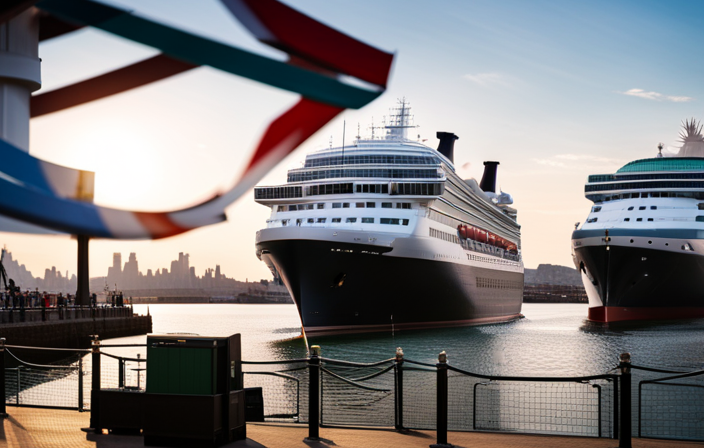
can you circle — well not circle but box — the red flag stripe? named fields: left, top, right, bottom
left=226, top=0, right=393, bottom=88
left=31, top=54, right=198, bottom=118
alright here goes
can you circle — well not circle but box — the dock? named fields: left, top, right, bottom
left=2, top=407, right=700, bottom=448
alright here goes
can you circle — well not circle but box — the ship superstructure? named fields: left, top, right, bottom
left=254, top=100, right=523, bottom=335
left=572, top=119, right=704, bottom=322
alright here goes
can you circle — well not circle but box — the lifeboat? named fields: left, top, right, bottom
left=457, top=225, right=468, bottom=239
left=466, top=225, right=476, bottom=240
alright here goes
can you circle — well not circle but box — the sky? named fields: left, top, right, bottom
left=3, top=0, right=704, bottom=283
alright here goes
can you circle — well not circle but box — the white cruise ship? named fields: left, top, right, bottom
left=254, top=100, right=523, bottom=335
left=573, top=119, right=704, bottom=323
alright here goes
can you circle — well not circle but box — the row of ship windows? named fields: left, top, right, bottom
left=303, top=155, right=440, bottom=168
left=589, top=191, right=704, bottom=202
left=467, top=253, right=520, bottom=266
left=278, top=202, right=412, bottom=212
left=476, top=277, right=523, bottom=290
left=429, top=227, right=460, bottom=244
left=256, top=182, right=443, bottom=200
left=287, top=168, right=441, bottom=183
left=586, top=181, right=704, bottom=193
left=589, top=173, right=704, bottom=183
left=592, top=205, right=658, bottom=212
left=587, top=216, right=704, bottom=223
left=280, top=217, right=410, bottom=226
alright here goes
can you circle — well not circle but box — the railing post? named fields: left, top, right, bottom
left=304, top=345, right=321, bottom=442
left=89, top=335, right=101, bottom=433
left=431, top=351, right=451, bottom=448
left=78, top=357, right=84, bottom=411
left=394, top=347, right=404, bottom=431
left=0, top=338, right=6, bottom=417
left=118, top=358, right=124, bottom=389
left=619, top=353, right=632, bottom=448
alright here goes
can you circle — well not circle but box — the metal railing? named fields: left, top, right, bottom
left=2, top=338, right=703, bottom=446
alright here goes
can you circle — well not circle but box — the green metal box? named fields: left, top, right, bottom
left=146, top=335, right=234, bottom=395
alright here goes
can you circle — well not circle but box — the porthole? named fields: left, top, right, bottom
left=665, top=243, right=669, bottom=246
left=648, top=240, right=652, bottom=245
left=630, top=239, right=634, bottom=243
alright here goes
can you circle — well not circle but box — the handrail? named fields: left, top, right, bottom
left=100, top=352, right=145, bottom=363
left=639, top=368, right=704, bottom=384
left=243, top=359, right=309, bottom=365
left=631, top=364, right=696, bottom=374
left=321, top=367, right=392, bottom=392
left=331, top=363, right=395, bottom=383
left=5, top=348, right=78, bottom=370
left=5, top=345, right=90, bottom=353
left=446, top=364, right=618, bottom=383
left=321, top=357, right=394, bottom=367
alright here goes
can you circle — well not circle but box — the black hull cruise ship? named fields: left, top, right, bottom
left=255, top=100, right=523, bottom=335
left=572, top=119, right=704, bottom=323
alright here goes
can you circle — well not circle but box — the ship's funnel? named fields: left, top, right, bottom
left=436, top=132, right=458, bottom=163
left=480, top=161, right=500, bottom=193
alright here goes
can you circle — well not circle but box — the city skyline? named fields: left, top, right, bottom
left=1, top=0, right=704, bottom=280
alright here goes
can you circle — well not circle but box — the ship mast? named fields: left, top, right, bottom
left=385, top=98, right=417, bottom=140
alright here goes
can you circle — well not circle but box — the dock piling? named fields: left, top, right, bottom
left=394, top=347, right=404, bottom=431
left=431, top=351, right=451, bottom=448
left=89, top=335, right=101, bottom=433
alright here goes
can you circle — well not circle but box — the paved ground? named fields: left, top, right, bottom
left=1, top=407, right=702, bottom=448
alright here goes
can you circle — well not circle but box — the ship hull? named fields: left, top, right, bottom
left=258, top=238, right=523, bottom=336
left=573, top=242, right=704, bottom=323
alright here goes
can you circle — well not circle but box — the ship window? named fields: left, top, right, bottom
left=628, top=206, right=634, bottom=211
left=592, top=206, right=602, bottom=213
left=363, top=185, right=369, bottom=193
left=346, top=218, right=357, bottom=223
left=362, top=217, right=374, bottom=223
left=356, top=185, right=362, bottom=193
left=289, top=205, right=297, bottom=211
left=332, top=203, right=342, bottom=209
left=380, top=218, right=400, bottom=225
left=317, top=203, right=325, bottom=209
left=697, top=216, right=704, bottom=222
left=317, top=218, right=326, bottom=223
left=650, top=206, right=657, bottom=210
left=402, top=219, right=410, bottom=225
left=332, top=218, right=341, bottom=223
left=366, top=202, right=376, bottom=208
left=343, top=203, right=350, bottom=208
left=651, top=192, right=660, bottom=198
left=624, top=218, right=630, bottom=222
left=639, top=206, right=646, bottom=210
left=636, top=218, right=642, bottom=222
left=296, top=219, right=302, bottom=226
left=307, top=218, right=314, bottom=223
left=307, top=204, right=314, bottom=210
left=382, top=202, right=392, bottom=208
left=277, top=205, right=285, bottom=212
left=397, top=203, right=412, bottom=209
left=282, top=219, right=289, bottom=226
left=356, top=202, right=365, bottom=208
left=586, top=217, right=598, bottom=223
left=699, top=203, right=704, bottom=210
left=648, top=218, right=653, bottom=221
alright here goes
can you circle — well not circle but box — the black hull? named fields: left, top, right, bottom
left=574, top=244, right=704, bottom=322
left=257, top=239, right=523, bottom=335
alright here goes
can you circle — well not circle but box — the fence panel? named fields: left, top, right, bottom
left=243, top=360, right=309, bottom=423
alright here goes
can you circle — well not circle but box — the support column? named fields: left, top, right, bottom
left=75, top=235, right=91, bottom=306
left=0, top=8, right=41, bottom=152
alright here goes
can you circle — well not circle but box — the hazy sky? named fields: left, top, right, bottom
left=3, top=0, right=704, bottom=283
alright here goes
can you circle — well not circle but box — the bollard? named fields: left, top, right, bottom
left=619, top=353, right=632, bottom=448
left=394, top=347, right=404, bottom=431
left=431, top=351, right=451, bottom=448
left=118, top=358, right=125, bottom=389
left=78, top=357, right=84, bottom=411
left=0, top=338, right=6, bottom=417
left=89, top=335, right=101, bottom=433
left=304, top=345, right=321, bottom=442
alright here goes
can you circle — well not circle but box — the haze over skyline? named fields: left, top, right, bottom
left=2, top=0, right=704, bottom=283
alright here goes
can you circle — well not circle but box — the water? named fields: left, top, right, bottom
left=102, top=303, right=704, bottom=376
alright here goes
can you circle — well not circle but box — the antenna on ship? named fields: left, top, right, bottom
left=356, top=123, right=361, bottom=141
left=385, top=97, right=418, bottom=140
left=657, top=142, right=663, bottom=158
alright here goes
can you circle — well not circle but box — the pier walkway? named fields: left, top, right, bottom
left=1, top=407, right=701, bottom=448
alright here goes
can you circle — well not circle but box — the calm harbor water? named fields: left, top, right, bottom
left=103, top=303, right=704, bottom=376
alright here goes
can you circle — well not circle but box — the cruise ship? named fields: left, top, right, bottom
left=572, top=119, right=704, bottom=323
left=254, top=100, right=523, bottom=336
